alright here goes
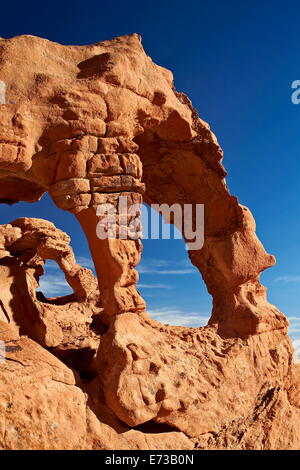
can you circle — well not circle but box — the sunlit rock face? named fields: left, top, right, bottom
left=0, top=34, right=299, bottom=450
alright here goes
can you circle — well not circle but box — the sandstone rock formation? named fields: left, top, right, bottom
left=0, top=33, right=299, bottom=450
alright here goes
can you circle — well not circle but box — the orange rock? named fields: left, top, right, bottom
left=0, top=33, right=299, bottom=450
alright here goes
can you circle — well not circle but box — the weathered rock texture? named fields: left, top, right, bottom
left=0, top=34, right=299, bottom=450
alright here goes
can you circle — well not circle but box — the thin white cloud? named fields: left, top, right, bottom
left=147, top=306, right=210, bottom=327
left=38, top=274, right=73, bottom=296
left=76, top=256, right=95, bottom=270
left=138, top=284, right=173, bottom=289
left=287, top=317, right=300, bottom=362
left=43, top=260, right=59, bottom=270
left=137, top=257, right=197, bottom=275
left=287, top=317, right=300, bottom=338
left=139, top=259, right=170, bottom=268
left=292, top=339, right=300, bottom=362
left=274, top=276, right=300, bottom=283
left=138, top=266, right=195, bottom=274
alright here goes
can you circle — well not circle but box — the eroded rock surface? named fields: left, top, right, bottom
left=0, top=34, right=299, bottom=450
left=0, top=217, right=100, bottom=350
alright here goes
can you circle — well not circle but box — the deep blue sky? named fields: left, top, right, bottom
left=1, top=1, right=300, bottom=343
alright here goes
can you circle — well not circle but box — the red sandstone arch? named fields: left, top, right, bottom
left=0, top=33, right=285, bottom=336
left=1, top=33, right=300, bottom=451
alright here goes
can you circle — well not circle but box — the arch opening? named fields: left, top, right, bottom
left=0, top=194, right=102, bottom=368
left=137, top=202, right=212, bottom=328
left=36, top=259, right=75, bottom=305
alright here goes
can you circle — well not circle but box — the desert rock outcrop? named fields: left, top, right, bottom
left=0, top=33, right=299, bottom=450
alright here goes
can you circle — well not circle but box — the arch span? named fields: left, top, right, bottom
left=0, top=33, right=284, bottom=336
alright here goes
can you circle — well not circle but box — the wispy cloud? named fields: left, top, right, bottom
left=138, top=284, right=173, bottom=289
left=147, top=306, right=209, bottom=327
left=287, top=317, right=300, bottom=357
left=38, top=274, right=73, bottom=297
left=138, top=267, right=195, bottom=274
left=137, top=258, right=196, bottom=275
left=140, top=259, right=170, bottom=268
left=77, top=256, right=95, bottom=270
left=43, top=260, right=59, bottom=270
left=289, top=328, right=300, bottom=334
left=289, top=317, right=300, bottom=327
left=293, top=339, right=300, bottom=362
left=274, top=276, right=300, bottom=283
